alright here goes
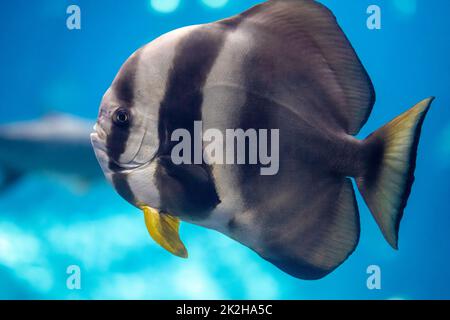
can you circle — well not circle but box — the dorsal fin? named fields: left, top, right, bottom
left=234, top=0, right=375, bottom=134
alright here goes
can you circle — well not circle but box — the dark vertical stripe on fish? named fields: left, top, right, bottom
left=113, top=51, right=141, bottom=104
left=107, top=50, right=141, bottom=203
left=106, top=161, right=137, bottom=205
left=106, top=50, right=141, bottom=163
left=233, top=40, right=277, bottom=213
left=155, top=26, right=229, bottom=218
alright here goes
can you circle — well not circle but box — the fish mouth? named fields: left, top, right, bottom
left=91, top=123, right=107, bottom=152
left=90, top=133, right=105, bottom=151
left=90, top=132, right=151, bottom=173
left=91, top=123, right=154, bottom=171
left=93, top=123, right=106, bottom=140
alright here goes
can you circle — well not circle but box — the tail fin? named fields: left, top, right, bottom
left=356, top=97, right=434, bottom=249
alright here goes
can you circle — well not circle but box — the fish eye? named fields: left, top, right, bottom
left=112, top=108, right=131, bottom=127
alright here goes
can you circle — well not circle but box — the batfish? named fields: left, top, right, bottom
left=91, top=0, right=433, bottom=279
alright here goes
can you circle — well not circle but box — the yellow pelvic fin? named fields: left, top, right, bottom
left=141, top=206, right=188, bottom=258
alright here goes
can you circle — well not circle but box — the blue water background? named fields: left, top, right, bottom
left=0, top=0, right=449, bottom=299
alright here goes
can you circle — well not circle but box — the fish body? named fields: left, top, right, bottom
left=91, top=0, right=432, bottom=279
left=0, top=114, right=102, bottom=191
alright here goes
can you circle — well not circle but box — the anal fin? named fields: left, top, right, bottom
left=261, top=178, right=360, bottom=280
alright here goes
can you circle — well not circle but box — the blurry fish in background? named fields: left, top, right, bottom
left=91, top=0, right=433, bottom=279
left=0, top=113, right=102, bottom=193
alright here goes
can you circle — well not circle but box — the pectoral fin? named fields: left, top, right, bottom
left=141, top=206, right=188, bottom=258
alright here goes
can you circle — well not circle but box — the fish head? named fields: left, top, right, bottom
left=90, top=26, right=213, bottom=258
left=90, top=49, right=161, bottom=208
